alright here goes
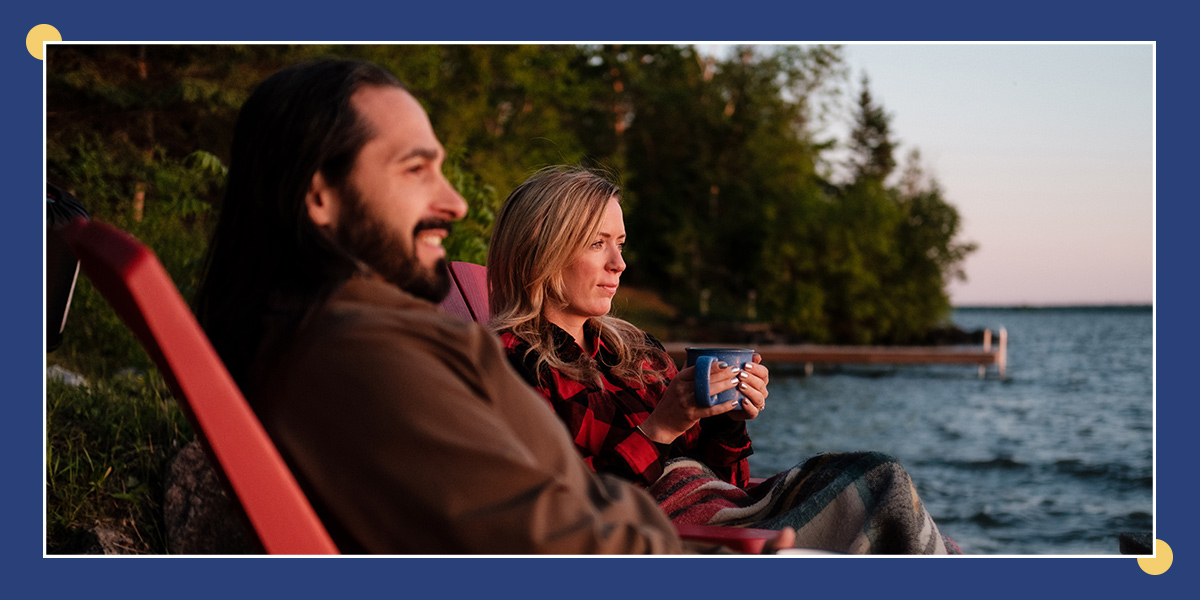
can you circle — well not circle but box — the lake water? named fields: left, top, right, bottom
left=745, top=307, right=1153, bottom=555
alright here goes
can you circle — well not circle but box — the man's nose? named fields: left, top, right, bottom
left=437, top=175, right=468, bottom=221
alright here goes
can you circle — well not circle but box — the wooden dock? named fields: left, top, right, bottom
left=664, top=328, right=1007, bottom=378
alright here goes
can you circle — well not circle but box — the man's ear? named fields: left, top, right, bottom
left=305, top=171, right=338, bottom=228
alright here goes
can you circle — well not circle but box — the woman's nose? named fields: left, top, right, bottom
left=609, top=249, right=625, bottom=272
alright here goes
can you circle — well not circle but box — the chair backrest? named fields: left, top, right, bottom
left=438, top=265, right=473, bottom=322
left=439, top=261, right=490, bottom=322
left=61, top=218, right=339, bottom=555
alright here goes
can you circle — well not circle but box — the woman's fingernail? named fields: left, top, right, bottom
left=738, top=371, right=749, bottom=380
left=718, top=362, right=729, bottom=369
left=731, top=379, right=741, bottom=386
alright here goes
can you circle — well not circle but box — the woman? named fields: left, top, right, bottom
left=488, top=166, right=960, bottom=554
left=489, top=166, right=765, bottom=488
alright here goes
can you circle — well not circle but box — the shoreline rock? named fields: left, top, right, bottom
left=163, top=440, right=258, bottom=554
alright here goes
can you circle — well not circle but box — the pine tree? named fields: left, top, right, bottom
left=847, top=75, right=897, bottom=184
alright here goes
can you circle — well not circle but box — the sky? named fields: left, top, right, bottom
left=828, top=43, right=1154, bottom=307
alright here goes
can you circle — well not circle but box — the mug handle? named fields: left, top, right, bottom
left=694, top=355, right=716, bottom=407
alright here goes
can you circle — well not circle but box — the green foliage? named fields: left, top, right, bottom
left=606, top=47, right=974, bottom=344
left=46, top=375, right=193, bottom=554
left=442, top=149, right=500, bottom=266
left=49, top=139, right=222, bottom=380
left=847, top=75, right=898, bottom=183
left=348, top=45, right=604, bottom=194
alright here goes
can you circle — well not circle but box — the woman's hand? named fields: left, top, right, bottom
left=637, top=361, right=741, bottom=444
left=726, top=354, right=770, bottom=422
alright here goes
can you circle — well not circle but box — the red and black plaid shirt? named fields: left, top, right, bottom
left=500, top=324, right=751, bottom=487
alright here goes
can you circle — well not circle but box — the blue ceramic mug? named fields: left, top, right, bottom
left=685, top=347, right=756, bottom=409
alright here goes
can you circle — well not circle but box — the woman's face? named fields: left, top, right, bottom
left=544, top=196, right=626, bottom=335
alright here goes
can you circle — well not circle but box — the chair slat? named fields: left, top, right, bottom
left=448, top=261, right=490, bottom=323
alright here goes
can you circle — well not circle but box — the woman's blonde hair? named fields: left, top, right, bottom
left=488, top=166, right=671, bottom=386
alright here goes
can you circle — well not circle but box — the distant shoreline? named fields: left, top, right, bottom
left=953, top=304, right=1152, bottom=311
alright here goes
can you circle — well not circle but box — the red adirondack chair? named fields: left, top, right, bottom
left=438, top=261, right=780, bottom=554
left=61, top=217, right=339, bottom=554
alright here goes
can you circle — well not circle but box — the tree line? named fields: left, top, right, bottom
left=47, top=44, right=976, bottom=365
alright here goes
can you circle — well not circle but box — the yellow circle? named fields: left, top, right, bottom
left=1137, top=539, right=1173, bottom=575
left=26, top=24, right=62, bottom=60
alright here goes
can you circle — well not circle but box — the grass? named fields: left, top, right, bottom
left=45, top=371, right=193, bottom=554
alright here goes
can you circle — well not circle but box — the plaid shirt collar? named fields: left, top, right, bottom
left=546, top=320, right=610, bottom=363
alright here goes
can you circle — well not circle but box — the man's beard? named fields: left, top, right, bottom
left=333, top=183, right=452, bottom=303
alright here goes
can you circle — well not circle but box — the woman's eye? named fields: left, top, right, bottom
left=591, top=240, right=604, bottom=249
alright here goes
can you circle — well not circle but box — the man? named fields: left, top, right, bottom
left=194, top=58, right=791, bottom=554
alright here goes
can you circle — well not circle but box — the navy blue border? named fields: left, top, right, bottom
left=8, top=1, right=1194, bottom=595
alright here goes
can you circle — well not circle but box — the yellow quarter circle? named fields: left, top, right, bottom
left=26, top=24, right=62, bottom=60
left=1136, top=539, right=1173, bottom=575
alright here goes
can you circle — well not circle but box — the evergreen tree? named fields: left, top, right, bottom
left=847, top=75, right=897, bottom=183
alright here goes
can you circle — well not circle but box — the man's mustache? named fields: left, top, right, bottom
left=414, top=219, right=454, bottom=238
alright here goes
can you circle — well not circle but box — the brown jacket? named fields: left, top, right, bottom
left=253, top=275, right=685, bottom=554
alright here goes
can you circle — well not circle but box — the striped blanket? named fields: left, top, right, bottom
left=649, top=451, right=961, bottom=554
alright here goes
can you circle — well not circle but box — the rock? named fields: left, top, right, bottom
left=163, top=440, right=258, bottom=554
left=72, top=525, right=138, bottom=555
left=46, top=365, right=88, bottom=387
left=1118, top=531, right=1153, bottom=555
left=93, top=526, right=138, bottom=554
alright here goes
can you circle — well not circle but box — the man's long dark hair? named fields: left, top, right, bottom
left=194, top=59, right=405, bottom=390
